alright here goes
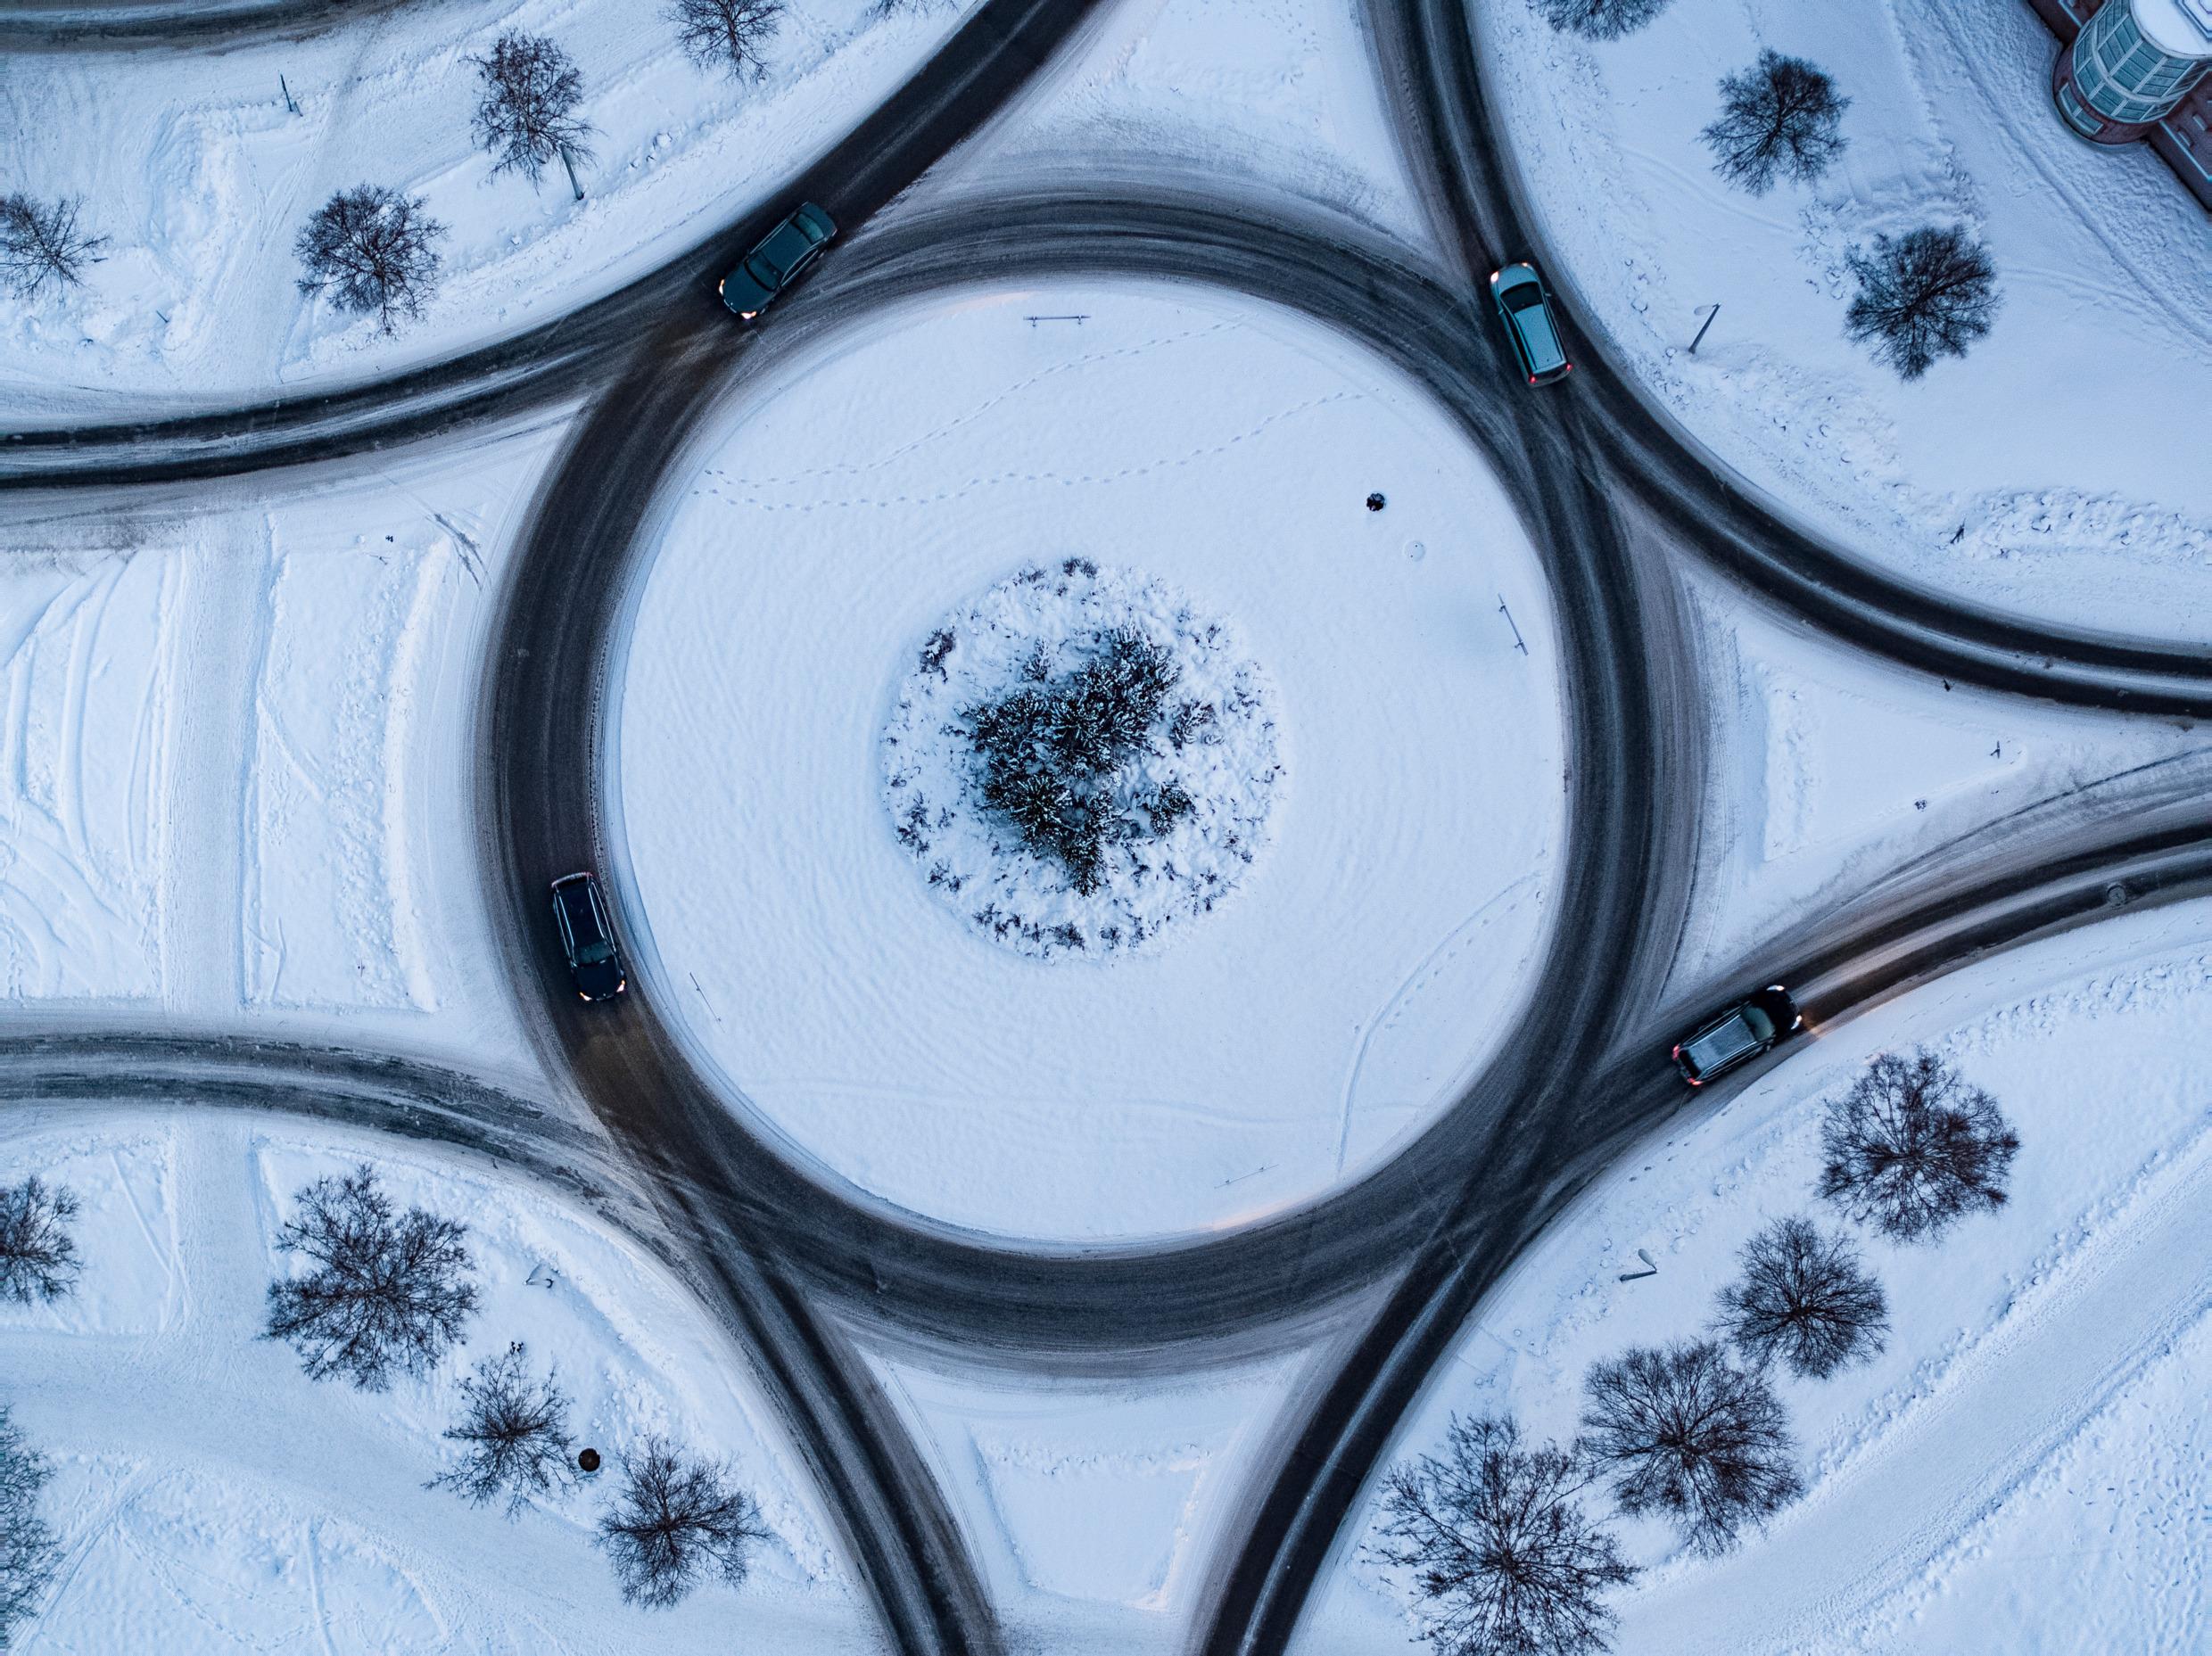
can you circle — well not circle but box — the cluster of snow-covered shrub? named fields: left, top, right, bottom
left=880, top=560, right=1283, bottom=961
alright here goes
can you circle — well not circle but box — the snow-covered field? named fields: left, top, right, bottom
left=0, top=430, right=552, bottom=1070
left=1298, top=894, right=2212, bottom=1654
left=615, top=278, right=1565, bottom=1240
left=0, top=1108, right=869, bottom=1652
left=0, top=0, right=972, bottom=414
left=1484, top=0, right=2212, bottom=640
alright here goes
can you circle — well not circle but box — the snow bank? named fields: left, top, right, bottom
left=616, top=279, right=1564, bottom=1241
left=1483, top=0, right=2212, bottom=639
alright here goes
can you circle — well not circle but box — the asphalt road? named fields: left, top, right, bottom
left=0, top=0, right=433, bottom=48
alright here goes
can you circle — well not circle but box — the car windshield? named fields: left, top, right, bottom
left=757, top=223, right=812, bottom=280
left=575, top=940, right=615, bottom=966
left=1503, top=284, right=1546, bottom=313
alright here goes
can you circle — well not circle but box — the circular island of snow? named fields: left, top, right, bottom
left=614, top=282, right=1567, bottom=1242
left=881, top=560, right=1283, bottom=960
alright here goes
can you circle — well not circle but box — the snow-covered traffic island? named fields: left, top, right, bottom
left=4, top=0, right=2209, bottom=1651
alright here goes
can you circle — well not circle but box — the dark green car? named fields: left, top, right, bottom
left=719, top=201, right=837, bottom=320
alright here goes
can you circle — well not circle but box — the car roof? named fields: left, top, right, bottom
left=1682, top=1010, right=1760, bottom=1073
left=1514, top=302, right=1566, bottom=371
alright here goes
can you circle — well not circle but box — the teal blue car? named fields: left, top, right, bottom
left=719, top=202, right=838, bottom=320
left=1490, top=262, right=1572, bottom=386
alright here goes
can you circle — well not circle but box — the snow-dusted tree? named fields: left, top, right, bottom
left=428, top=1343, right=574, bottom=1516
left=1535, top=0, right=1673, bottom=41
left=668, top=0, right=784, bottom=79
left=0, top=1406, right=57, bottom=1644
left=1374, top=1413, right=1638, bottom=1656
left=597, top=1437, right=767, bottom=1609
left=1578, top=1339, right=1802, bottom=1556
left=0, top=1177, right=81, bottom=1305
left=1844, top=226, right=2000, bottom=380
left=0, top=194, right=107, bottom=299
left=1701, top=52, right=1849, bottom=194
left=1714, top=1216, right=1888, bottom=1380
left=1819, top=1049, right=2019, bottom=1241
left=293, top=185, right=447, bottom=334
left=470, top=30, right=596, bottom=190
left=264, top=1165, right=479, bottom=1390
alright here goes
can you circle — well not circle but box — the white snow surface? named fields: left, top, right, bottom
left=0, top=0, right=973, bottom=413
left=880, top=560, right=1285, bottom=961
left=1298, top=895, right=2212, bottom=1656
left=615, top=279, right=1564, bottom=1241
left=0, top=426, right=554, bottom=1073
left=0, top=1109, right=869, bottom=1652
left=1484, top=0, right=2212, bottom=639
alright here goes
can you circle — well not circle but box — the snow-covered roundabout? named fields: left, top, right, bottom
left=614, top=282, right=1566, bottom=1240
left=880, top=560, right=1283, bottom=961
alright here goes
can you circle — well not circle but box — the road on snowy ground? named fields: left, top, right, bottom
left=0, top=0, right=1110, bottom=483
left=0, top=0, right=431, bottom=48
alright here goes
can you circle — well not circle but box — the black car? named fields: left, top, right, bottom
left=1671, top=985, right=1800, bottom=1084
left=550, top=872, right=626, bottom=1002
left=718, top=201, right=837, bottom=320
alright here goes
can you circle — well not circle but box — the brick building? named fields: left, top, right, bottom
left=2029, top=0, right=2212, bottom=209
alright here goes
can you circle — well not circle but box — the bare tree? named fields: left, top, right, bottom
left=0, top=1177, right=80, bottom=1304
left=1819, top=1050, right=2019, bottom=1240
left=668, top=0, right=784, bottom=80
left=471, top=31, right=596, bottom=191
left=294, top=185, right=447, bottom=334
left=1844, top=226, right=2000, bottom=381
left=1374, top=1413, right=1638, bottom=1656
left=1715, top=1216, right=1888, bottom=1380
left=1701, top=52, right=1849, bottom=194
left=428, top=1343, right=575, bottom=1516
left=597, top=1436, right=767, bottom=1608
left=0, top=1406, right=57, bottom=1644
left=0, top=194, right=108, bottom=299
left=264, top=1166, right=479, bottom=1390
left=1578, top=1339, right=1802, bottom=1556
left=1535, top=0, right=1673, bottom=41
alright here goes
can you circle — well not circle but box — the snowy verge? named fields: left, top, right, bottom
left=0, top=1108, right=871, bottom=1651
left=1482, top=0, right=2212, bottom=639
left=1295, top=895, right=2212, bottom=1654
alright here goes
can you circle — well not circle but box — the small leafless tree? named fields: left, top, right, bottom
left=0, top=1406, right=57, bottom=1644
left=1844, top=226, right=2000, bottom=380
left=0, top=194, right=108, bottom=299
left=1374, top=1413, right=1638, bottom=1656
left=471, top=31, right=596, bottom=190
left=1578, top=1339, right=1802, bottom=1556
left=1819, top=1050, right=2020, bottom=1240
left=1701, top=52, right=1849, bottom=194
left=669, top=0, right=784, bottom=80
left=264, top=1166, right=479, bottom=1390
left=0, top=1177, right=81, bottom=1304
left=294, top=185, right=447, bottom=334
left=597, top=1436, right=768, bottom=1608
left=1715, top=1216, right=1888, bottom=1380
left=1535, top=0, right=1673, bottom=41
left=428, top=1343, right=574, bottom=1516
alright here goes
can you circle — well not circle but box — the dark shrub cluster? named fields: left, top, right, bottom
left=1820, top=1049, right=2019, bottom=1240
left=964, top=628, right=1182, bottom=894
left=0, top=1177, right=80, bottom=1305
left=1715, top=1215, right=1888, bottom=1379
left=0, top=1406, right=57, bottom=1643
left=598, top=1436, right=767, bottom=1609
left=428, top=1342, right=575, bottom=1517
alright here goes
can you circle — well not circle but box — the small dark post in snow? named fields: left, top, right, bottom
left=1688, top=303, right=1721, bottom=354
left=1366, top=492, right=1386, bottom=512
left=1617, top=1248, right=1658, bottom=1282
left=578, top=1447, right=602, bottom=1475
left=560, top=145, right=584, bottom=202
left=1497, top=597, right=1528, bottom=655
left=281, top=75, right=301, bottom=116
